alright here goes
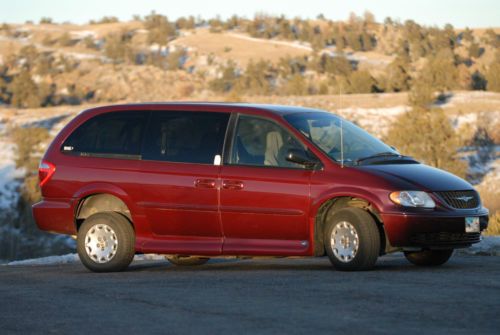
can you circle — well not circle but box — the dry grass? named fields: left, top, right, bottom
left=477, top=183, right=500, bottom=236
left=170, top=28, right=311, bottom=66
left=247, top=92, right=409, bottom=109
left=485, top=213, right=500, bottom=236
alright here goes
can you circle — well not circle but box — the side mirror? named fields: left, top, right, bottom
left=286, top=149, right=320, bottom=169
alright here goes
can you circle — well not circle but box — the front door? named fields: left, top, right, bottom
left=139, top=110, right=230, bottom=255
left=220, top=114, right=313, bottom=255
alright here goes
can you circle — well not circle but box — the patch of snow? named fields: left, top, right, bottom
left=339, top=106, right=408, bottom=118
left=7, top=253, right=79, bottom=265
left=133, top=254, right=167, bottom=261
left=60, top=51, right=104, bottom=61
left=5, top=253, right=166, bottom=266
left=0, top=121, right=24, bottom=211
left=337, top=106, right=409, bottom=135
left=321, top=47, right=391, bottom=65
left=452, top=111, right=500, bottom=130
left=476, top=156, right=500, bottom=190
left=458, top=236, right=500, bottom=256
left=226, top=32, right=313, bottom=51
left=70, top=30, right=96, bottom=39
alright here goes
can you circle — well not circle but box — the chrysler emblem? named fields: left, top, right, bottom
left=455, top=196, right=473, bottom=203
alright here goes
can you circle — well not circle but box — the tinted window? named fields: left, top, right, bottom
left=62, top=111, right=147, bottom=157
left=231, top=115, right=306, bottom=169
left=142, top=111, right=229, bottom=164
left=284, top=112, right=397, bottom=166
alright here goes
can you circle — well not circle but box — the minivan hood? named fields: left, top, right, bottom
left=356, top=163, right=472, bottom=191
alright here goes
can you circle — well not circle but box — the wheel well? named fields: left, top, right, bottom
left=313, top=197, right=386, bottom=256
left=75, top=194, right=132, bottom=230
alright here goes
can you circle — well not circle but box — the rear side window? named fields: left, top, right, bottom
left=142, top=111, right=230, bottom=164
left=62, top=111, right=148, bottom=158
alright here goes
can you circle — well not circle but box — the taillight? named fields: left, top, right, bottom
left=39, top=160, right=56, bottom=187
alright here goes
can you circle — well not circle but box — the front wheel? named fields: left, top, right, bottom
left=324, top=208, right=381, bottom=271
left=77, top=212, right=135, bottom=272
left=404, top=249, right=454, bottom=266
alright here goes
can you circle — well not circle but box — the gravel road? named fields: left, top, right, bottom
left=0, top=254, right=499, bottom=334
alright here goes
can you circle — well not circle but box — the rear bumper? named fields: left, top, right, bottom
left=32, top=199, right=77, bottom=235
left=381, top=211, right=489, bottom=248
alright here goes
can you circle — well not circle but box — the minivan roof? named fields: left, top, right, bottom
left=82, top=102, right=328, bottom=116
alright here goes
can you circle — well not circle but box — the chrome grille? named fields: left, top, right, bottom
left=435, top=190, right=480, bottom=209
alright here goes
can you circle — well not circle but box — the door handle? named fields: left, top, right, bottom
left=222, top=180, right=244, bottom=190
left=194, top=179, right=216, bottom=189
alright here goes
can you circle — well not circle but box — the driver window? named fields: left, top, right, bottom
left=231, top=115, right=306, bottom=169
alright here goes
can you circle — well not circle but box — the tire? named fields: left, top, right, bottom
left=165, top=255, right=209, bottom=266
left=324, top=208, right=380, bottom=271
left=77, top=212, right=135, bottom=272
left=404, top=249, right=454, bottom=267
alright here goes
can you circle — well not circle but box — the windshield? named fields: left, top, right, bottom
left=284, top=112, right=398, bottom=166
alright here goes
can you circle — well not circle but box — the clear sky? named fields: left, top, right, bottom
left=1, top=0, right=498, bottom=28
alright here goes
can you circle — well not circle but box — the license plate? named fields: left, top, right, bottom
left=465, top=217, right=480, bottom=233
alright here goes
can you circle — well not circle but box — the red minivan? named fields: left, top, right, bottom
left=33, top=103, right=489, bottom=272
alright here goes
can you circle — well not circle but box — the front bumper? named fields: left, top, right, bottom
left=381, top=210, right=489, bottom=248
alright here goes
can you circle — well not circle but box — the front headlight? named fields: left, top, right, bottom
left=389, top=191, right=435, bottom=208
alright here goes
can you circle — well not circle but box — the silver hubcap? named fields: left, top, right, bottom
left=331, top=221, right=359, bottom=263
left=85, top=224, right=118, bottom=263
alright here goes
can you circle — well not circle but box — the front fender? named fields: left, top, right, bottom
left=311, top=186, right=385, bottom=217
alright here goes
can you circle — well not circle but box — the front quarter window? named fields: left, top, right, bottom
left=284, top=112, right=399, bottom=166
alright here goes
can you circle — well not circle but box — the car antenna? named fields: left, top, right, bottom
left=339, top=86, right=344, bottom=168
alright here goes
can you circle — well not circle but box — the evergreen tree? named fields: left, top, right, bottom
left=322, top=54, right=352, bottom=77
left=238, top=59, right=273, bottom=95
left=58, top=32, right=73, bottom=47
left=457, top=64, right=472, bottom=90
left=388, top=81, right=465, bottom=176
left=145, top=11, right=177, bottom=48
left=166, top=49, right=186, bottom=70
left=360, top=32, right=375, bottom=51
left=283, top=73, right=308, bottom=95
left=346, top=32, right=362, bottom=51
left=421, top=49, right=458, bottom=91
left=104, top=32, right=132, bottom=64
left=486, top=57, right=500, bottom=92
left=209, top=61, right=239, bottom=93
left=384, top=57, right=411, bottom=92
left=461, top=28, right=474, bottom=43
left=0, top=65, right=11, bottom=103
left=483, top=29, right=500, bottom=48
left=386, top=106, right=466, bottom=177
left=408, top=79, right=434, bottom=108
left=10, top=69, right=43, bottom=108
left=468, top=42, right=482, bottom=59
left=348, top=70, right=375, bottom=93
left=18, top=45, right=39, bottom=70
left=471, top=70, right=487, bottom=90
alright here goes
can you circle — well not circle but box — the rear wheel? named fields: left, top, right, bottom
left=166, top=255, right=209, bottom=266
left=324, top=208, right=380, bottom=271
left=404, top=249, right=454, bottom=266
left=77, top=212, right=135, bottom=272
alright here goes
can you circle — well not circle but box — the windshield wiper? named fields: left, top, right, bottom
left=356, top=152, right=402, bottom=165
